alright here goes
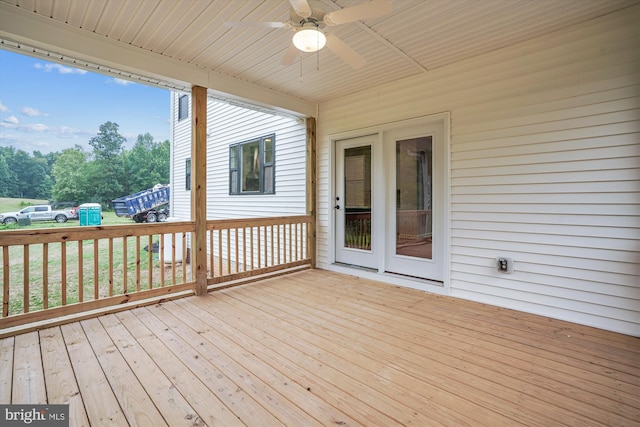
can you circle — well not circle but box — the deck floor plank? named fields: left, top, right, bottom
left=171, top=296, right=381, bottom=427
left=39, top=327, right=89, bottom=427
left=230, top=279, right=550, bottom=426
left=150, top=302, right=326, bottom=427
left=217, top=287, right=501, bottom=426
left=267, top=273, right=640, bottom=421
left=80, top=317, right=168, bottom=427
left=98, top=313, right=203, bottom=426
left=60, top=322, right=129, bottom=426
left=131, top=307, right=286, bottom=427
left=321, top=272, right=640, bottom=365
left=114, top=309, right=245, bottom=427
left=186, top=293, right=403, bottom=427
left=0, top=336, right=14, bottom=403
left=12, top=331, right=46, bottom=404
left=301, top=271, right=640, bottom=382
left=2, top=269, right=639, bottom=426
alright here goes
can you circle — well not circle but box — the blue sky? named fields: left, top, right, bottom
left=0, top=49, right=170, bottom=155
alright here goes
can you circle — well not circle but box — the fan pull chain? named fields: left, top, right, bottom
left=299, top=54, right=303, bottom=82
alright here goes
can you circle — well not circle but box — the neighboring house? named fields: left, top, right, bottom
left=170, top=93, right=308, bottom=221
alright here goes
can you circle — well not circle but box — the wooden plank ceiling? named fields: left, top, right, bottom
left=1, top=0, right=638, bottom=103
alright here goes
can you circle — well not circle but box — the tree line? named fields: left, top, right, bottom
left=0, top=121, right=169, bottom=207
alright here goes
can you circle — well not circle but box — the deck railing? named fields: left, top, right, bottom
left=0, top=215, right=313, bottom=330
left=207, top=216, right=312, bottom=285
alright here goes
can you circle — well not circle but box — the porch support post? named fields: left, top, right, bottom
left=191, top=85, right=208, bottom=295
left=306, top=117, right=317, bottom=268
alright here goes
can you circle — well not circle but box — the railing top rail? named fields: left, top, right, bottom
left=0, top=221, right=195, bottom=246
left=207, top=215, right=313, bottom=230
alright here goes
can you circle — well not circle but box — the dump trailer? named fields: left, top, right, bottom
left=112, top=184, right=170, bottom=223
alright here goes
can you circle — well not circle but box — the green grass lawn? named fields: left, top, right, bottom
left=0, top=197, right=48, bottom=212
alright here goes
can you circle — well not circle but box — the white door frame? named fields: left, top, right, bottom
left=328, top=113, right=451, bottom=293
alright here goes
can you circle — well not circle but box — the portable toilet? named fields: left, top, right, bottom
left=79, top=203, right=102, bottom=226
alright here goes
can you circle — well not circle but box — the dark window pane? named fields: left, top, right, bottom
left=242, top=141, right=260, bottom=192
left=264, top=165, right=273, bottom=193
left=178, top=95, right=189, bottom=121
left=185, top=158, right=191, bottom=191
left=264, top=137, right=274, bottom=164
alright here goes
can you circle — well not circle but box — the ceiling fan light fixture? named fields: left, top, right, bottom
left=292, top=22, right=326, bottom=52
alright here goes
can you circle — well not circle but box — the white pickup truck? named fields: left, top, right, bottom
left=0, top=205, right=76, bottom=224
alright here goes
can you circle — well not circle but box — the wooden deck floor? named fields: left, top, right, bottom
left=1, top=269, right=639, bottom=426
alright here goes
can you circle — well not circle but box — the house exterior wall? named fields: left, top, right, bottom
left=170, top=94, right=308, bottom=221
left=316, top=7, right=640, bottom=335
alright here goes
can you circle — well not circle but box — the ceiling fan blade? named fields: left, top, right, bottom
left=325, top=34, right=366, bottom=69
left=224, top=21, right=288, bottom=29
left=281, top=44, right=300, bottom=66
left=323, top=0, right=392, bottom=26
left=289, top=0, right=312, bottom=18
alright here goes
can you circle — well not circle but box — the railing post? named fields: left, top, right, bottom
left=306, top=117, right=317, bottom=268
left=192, top=85, right=208, bottom=295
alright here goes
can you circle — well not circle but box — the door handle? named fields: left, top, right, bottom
left=334, top=205, right=340, bottom=210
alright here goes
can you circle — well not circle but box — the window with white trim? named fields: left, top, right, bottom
left=229, top=134, right=275, bottom=195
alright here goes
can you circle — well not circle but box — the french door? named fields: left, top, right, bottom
left=334, top=136, right=378, bottom=270
left=384, top=124, right=444, bottom=281
left=334, top=118, right=446, bottom=282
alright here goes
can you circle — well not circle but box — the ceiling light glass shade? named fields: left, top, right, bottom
left=293, top=27, right=326, bottom=52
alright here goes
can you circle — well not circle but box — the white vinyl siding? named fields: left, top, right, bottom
left=316, top=7, right=639, bottom=335
left=206, top=102, right=306, bottom=219
left=170, top=94, right=307, bottom=221
left=170, top=92, right=192, bottom=221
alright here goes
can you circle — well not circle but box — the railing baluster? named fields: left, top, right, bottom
left=257, top=226, right=261, bottom=269
left=136, top=236, right=141, bottom=292
left=108, top=238, right=114, bottom=296
left=234, top=228, right=239, bottom=274
left=61, top=242, right=67, bottom=306
left=148, top=235, right=153, bottom=290
left=2, top=246, right=9, bottom=317
left=226, top=229, right=231, bottom=275
left=122, top=236, right=128, bottom=293
left=23, top=245, right=29, bottom=313
left=209, top=229, right=214, bottom=278
left=43, top=243, right=49, bottom=310
left=217, top=229, right=222, bottom=277
left=159, top=233, right=165, bottom=286
left=93, top=239, right=99, bottom=300
left=171, top=233, right=176, bottom=285
left=78, top=241, right=83, bottom=303
left=243, top=227, right=247, bottom=273
left=182, top=232, right=187, bottom=282
left=250, top=226, right=254, bottom=271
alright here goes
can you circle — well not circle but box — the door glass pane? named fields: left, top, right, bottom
left=396, top=137, right=432, bottom=259
left=344, top=146, right=371, bottom=250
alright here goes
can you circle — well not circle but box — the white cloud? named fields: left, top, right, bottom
left=0, top=100, right=8, bottom=112
left=0, top=121, right=47, bottom=132
left=34, top=62, right=88, bottom=75
left=112, top=78, right=134, bottom=86
left=21, top=107, right=47, bottom=117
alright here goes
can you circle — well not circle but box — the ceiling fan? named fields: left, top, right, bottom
left=224, top=0, right=392, bottom=69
